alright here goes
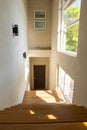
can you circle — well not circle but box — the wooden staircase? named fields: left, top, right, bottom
left=0, top=90, right=87, bottom=130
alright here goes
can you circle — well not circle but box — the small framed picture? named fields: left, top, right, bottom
left=34, top=10, right=46, bottom=19
left=34, top=20, right=46, bottom=30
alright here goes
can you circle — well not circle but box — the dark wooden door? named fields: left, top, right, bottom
left=34, top=65, right=45, bottom=90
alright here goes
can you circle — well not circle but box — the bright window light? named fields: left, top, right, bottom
left=58, top=0, right=81, bottom=55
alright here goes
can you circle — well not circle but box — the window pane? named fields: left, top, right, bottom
left=64, top=0, right=81, bottom=26
left=58, top=0, right=81, bottom=55
left=35, top=21, right=46, bottom=29
left=66, top=23, right=79, bottom=52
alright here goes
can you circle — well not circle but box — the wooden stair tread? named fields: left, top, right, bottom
left=0, top=103, right=87, bottom=124
left=0, top=90, right=87, bottom=130
left=0, top=122, right=87, bottom=130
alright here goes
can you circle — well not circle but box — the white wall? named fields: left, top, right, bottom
left=28, top=0, right=52, bottom=49
left=30, top=58, right=49, bottom=90
left=0, top=0, right=28, bottom=110
left=49, top=0, right=87, bottom=107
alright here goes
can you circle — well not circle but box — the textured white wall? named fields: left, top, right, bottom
left=0, top=0, right=28, bottom=110
left=50, top=0, right=87, bottom=107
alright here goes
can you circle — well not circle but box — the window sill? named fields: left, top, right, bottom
left=58, top=49, right=77, bottom=57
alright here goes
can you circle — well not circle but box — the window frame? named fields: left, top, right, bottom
left=58, top=0, right=81, bottom=56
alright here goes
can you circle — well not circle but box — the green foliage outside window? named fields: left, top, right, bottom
left=64, top=7, right=80, bottom=52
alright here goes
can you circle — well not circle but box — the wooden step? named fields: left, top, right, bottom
left=0, top=90, right=87, bottom=130
left=0, top=122, right=87, bottom=130
left=0, top=103, right=87, bottom=124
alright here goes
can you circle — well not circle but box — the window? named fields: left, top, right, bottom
left=58, top=0, right=81, bottom=55
left=34, top=10, right=46, bottom=30
left=58, top=67, right=74, bottom=103
left=34, top=10, right=46, bottom=19
left=34, top=20, right=46, bottom=30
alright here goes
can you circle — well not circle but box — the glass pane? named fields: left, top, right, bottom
left=66, top=23, right=79, bottom=52
left=64, top=0, right=81, bottom=26
left=35, top=21, right=46, bottom=29
left=35, top=11, right=46, bottom=19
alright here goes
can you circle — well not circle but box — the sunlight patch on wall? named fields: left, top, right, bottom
left=58, top=66, right=74, bottom=103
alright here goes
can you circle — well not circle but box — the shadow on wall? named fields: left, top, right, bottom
left=31, top=46, right=51, bottom=50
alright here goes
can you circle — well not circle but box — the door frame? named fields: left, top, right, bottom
left=33, top=65, right=46, bottom=90
left=32, top=65, right=46, bottom=90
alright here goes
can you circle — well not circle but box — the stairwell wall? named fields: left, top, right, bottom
left=0, top=0, right=28, bottom=110
left=49, top=0, right=87, bottom=107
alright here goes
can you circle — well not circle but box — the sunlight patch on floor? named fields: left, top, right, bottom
left=83, top=122, right=87, bottom=127
left=47, top=114, right=57, bottom=120
left=36, top=91, right=57, bottom=103
left=29, top=109, right=35, bottom=115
